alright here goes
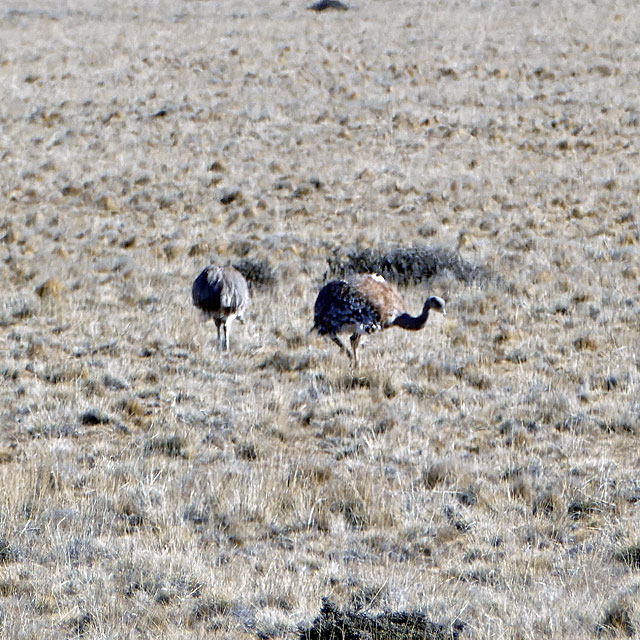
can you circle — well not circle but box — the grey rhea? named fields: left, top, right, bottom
left=192, top=265, right=250, bottom=350
left=311, top=273, right=445, bottom=365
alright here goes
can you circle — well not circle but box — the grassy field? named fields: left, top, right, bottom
left=1, top=0, right=640, bottom=637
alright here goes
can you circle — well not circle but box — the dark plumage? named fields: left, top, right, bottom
left=308, top=0, right=349, bottom=11
left=311, top=273, right=445, bottom=365
left=192, top=265, right=249, bottom=350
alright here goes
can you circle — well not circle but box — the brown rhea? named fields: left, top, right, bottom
left=311, top=273, right=445, bottom=365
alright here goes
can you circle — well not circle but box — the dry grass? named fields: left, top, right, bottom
left=1, top=0, right=640, bottom=638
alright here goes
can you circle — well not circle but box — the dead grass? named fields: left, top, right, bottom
left=1, top=0, right=640, bottom=638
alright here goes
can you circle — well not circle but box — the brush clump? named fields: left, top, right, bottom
left=325, top=245, right=487, bottom=286
left=301, top=598, right=463, bottom=640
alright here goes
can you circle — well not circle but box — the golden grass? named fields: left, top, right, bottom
left=1, top=0, right=640, bottom=638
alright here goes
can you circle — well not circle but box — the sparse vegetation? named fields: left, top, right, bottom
left=325, top=245, right=486, bottom=286
left=1, top=1, right=640, bottom=638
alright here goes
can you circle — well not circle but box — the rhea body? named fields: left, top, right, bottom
left=312, top=274, right=445, bottom=365
left=192, top=265, right=249, bottom=350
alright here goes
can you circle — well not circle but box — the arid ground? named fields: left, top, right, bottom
left=1, top=0, right=639, bottom=638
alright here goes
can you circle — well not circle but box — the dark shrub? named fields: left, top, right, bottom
left=300, top=598, right=464, bottom=640
left=233, top=258, right=276, bottom=290
left=325, top=246, right=487, bottom=286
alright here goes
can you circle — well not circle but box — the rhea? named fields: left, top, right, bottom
left=311, top=273, right=445, bottom=365
left=192, top=265, right=249, bottom=350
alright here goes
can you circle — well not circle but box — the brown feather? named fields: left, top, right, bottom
left=347, top=274, right=406, bottom=326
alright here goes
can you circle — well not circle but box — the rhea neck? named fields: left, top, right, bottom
left=391, top=300, right=434, bottom=331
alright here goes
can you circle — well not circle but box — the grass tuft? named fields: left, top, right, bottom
left=144, top=434, right=188, bottom=458
left=598, top=596, right=636, bottom=637
left=614, top=546, right=640, bottom=571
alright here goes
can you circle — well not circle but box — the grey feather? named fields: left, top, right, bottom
left=192, top=265, right=249, bottom=350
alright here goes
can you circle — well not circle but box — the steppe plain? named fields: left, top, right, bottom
left=1, top=0, right=640, bottom=637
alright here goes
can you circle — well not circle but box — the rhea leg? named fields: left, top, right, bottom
left=214, top=319, right=223, bottom=348
left=350, top=334, right=361, bottom=367
left=330, top=335, right=351, bottom=359
left=222, top=317, right=235, bottom=351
